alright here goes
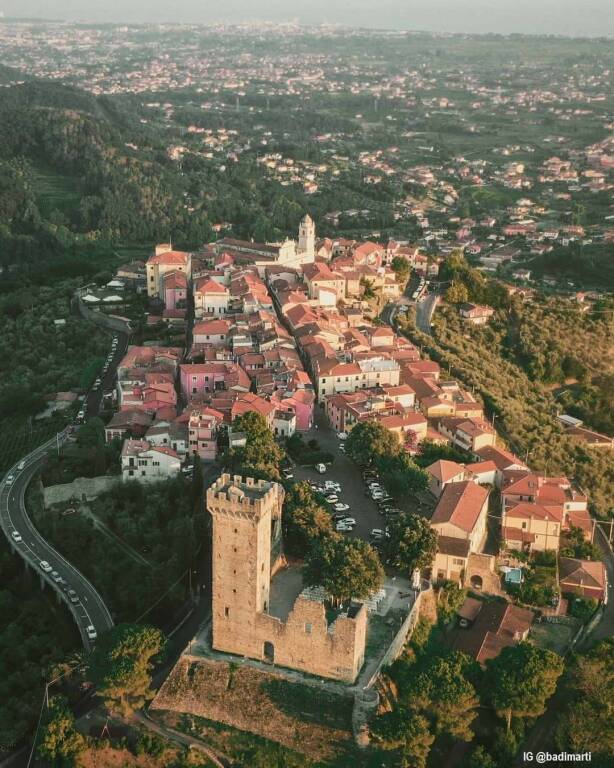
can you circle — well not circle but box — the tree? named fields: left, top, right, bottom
left=371, top=708, right=434, bottom=768
left=226, top=411, right=283, bottom=480
left=377, top=452, right=429, bottom=496
left=486, top=642, right=564, bottom=730
left=383, top=512, right=437, bottom=574
left=345, top=420, right=400, bottom=466
left=556, top=639, right=613, bottom=757
left=462, top=746, right=497, bottom=768
left=391, top=256, right=411, bottom=284
left=303, top=537, right=384, bottom=606
left=38, top=695, right=86, bottom=766
left=282, top=482, right=334, bottom=557
left=87, top=623, right=165, bottom=716
left=445, top=281, right=469, bottom=305
left=408, top=651, right=479, bottom=741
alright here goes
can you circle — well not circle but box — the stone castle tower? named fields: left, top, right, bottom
left=297, top=214, right=315, bottom=260
left=207, top=473, right=368, bottom=683
left=208, top=474, right=283, bottom=658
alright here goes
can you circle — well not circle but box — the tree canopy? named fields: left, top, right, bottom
left=38, top=695, right=86, bottom=767
left=486, top=642, right=563, bottom=728
left=87, top=623, right=165, bottom=716
left=303, top=536, right=384, bottom=605
left=225, top=411, right=284, bottom=480
left=383, top=512, right=437, bottom=575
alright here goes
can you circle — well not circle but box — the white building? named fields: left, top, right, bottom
left=121, top=439, right=181, bottom=482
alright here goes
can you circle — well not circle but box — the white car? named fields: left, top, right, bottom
left=5, top=474, right=15, bottom=486
left=11, top=530, right=22, bottom=542
left=339, top=444, right=346, bottom=452
left=325, top=495, right=339, bottom=504
left=17, top=461, right=25, bottom=471
left=337, top=432, right=348, bottom=440
left=86, top=625, right=97, bottom=641
left=333, top=503, right=350, bottom=512
left=339, top=517, right=356, bottom=526
left=336, top=523, right=354, bottom=532
left=39, top=560, right=53, bottom=573
left=51, top=571, right=62, bottom=583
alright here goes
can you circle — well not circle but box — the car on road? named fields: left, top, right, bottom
left=11, top=530, right=22, bottom=542
left=67, top=589, right=79, bottom=604
left=86, top=625, right=97, bottom=641
left=336, top=522, right=354, bottom=532
left=337, top=432, right=348, bottom=440
left=39, top=560, right=53, bottom=573
left=333, top=503, right=350, bottom=512
left=76, top=409, right=85, bottom=422
left=282, top=469, right=294, bottom=479
left=370, top=528, right=389, bottom=539
left=51, top=571, right=62, bottom=583
left=339, top=444, right=346, bottom=452
left=5, top=473, right=15, bottom=486
left=324, top=481, right=341, bottom=491
left=315, top=463, right=327, bottom=474
left=17, top=460, right=26, bottom=470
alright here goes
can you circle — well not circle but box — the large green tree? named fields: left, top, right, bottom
left=383, top=512, right=437, bottom=575
left=370, top=708, right=434, bottom=768
left=303, top=536, right=384, bottom=605
left=87, top=623, right=165, bottom=716
left=556, top=639, right=613, bottom=758
left=282, top=481, right=334, bottom=558
left=226, top=411, right=283, bottom=480
left=38, top=695, right=86, bottom=767
left=345, top=420, right=400, bottom=466
left=486, top=642, right=563, bottom=730
left=409, top=652, right=479, bottom=741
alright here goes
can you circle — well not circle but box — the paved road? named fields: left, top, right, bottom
left=590, top=525, right=614, bottom=641
left=415, top=292, right=439, bottom=335
left=291, top=408, right=385, bottom=542
left=0, top=434, right=114, bottom=651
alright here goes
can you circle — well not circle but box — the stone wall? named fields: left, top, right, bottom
left=208, top=473, right=368, bottom=683
left=43, top=475, right=119, bottom=507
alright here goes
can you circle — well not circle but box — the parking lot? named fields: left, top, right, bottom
left=290, top=407, right=389, bottom=543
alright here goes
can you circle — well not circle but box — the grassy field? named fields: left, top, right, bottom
left=30, top=162, right=82, bottom=219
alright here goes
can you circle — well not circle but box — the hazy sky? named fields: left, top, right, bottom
left=1, top=0, right=613, bottom=37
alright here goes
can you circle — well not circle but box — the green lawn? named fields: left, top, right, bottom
left=31, top=162, right=82, bottom=218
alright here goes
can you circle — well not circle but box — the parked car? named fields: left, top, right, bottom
left=333, top=503, right=350, bottom=512
left=11, top=530, right=22, bottom=542
left=51, top=571, right=62, bottom=583
left=39, top=560, right=53, bottom=573
left=337, top=432, right=348, bottom=440
left=67, top=589, right=79, bottom=604
left=325, top=495, right=339, bottom=503
left=336, top=523, right=354, bottom=532
left=17, top=461, right=25, bottom=471
left=5, top=474, right=15, bottom=486
left=86, top=625, right=97, bottom=641
left=339, top=517, right=356, bottom=526
left=316, top=463, right=327, bottom=474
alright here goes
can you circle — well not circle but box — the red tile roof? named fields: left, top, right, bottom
left=431, top=480, right=489, bottom=534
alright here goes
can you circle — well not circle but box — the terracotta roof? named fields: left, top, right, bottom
left=559, top=557, right=606, bottom=590
left=431, top=480, right=489, bottom=534
left=452, top=600, right=534, bottom=664
left=505, top=502, right=564, bottom=523
left=427, top=460, right=466, bottom=483
left=147, top=250, right=190, bottom=266
left=195, top=278, right=229, bottom=294
left=474, top=444, right=527, bottom=471
left=437, top=535, right=470, bottom=558
left=163, top=270, right=188, bottom=289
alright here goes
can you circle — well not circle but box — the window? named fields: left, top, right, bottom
left=305, top=623, right=312, bottom=634
left=225, top=607, right=229, bottom=617
left=521, top=522, right=527, bottom=530
left=453, top=558, right=464, bottom=566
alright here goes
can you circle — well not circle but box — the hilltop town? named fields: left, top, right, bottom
left=0, top=20, right=612, bottom=768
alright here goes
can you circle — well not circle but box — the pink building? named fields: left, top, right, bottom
left=163, top=271, right=188, bottom=310
left=180, top=362, right=251, bottom=401
left=272, top=389, right=314, bottom=431
left=188, top=410, right=220, bottom=461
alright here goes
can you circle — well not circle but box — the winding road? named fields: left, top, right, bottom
left=0, top=432, right=113, bottom=650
